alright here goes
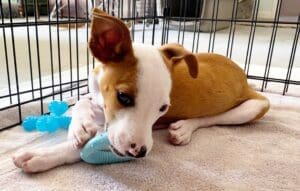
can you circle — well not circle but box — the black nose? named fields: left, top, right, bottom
left=136, top=145, right=147, bottom=158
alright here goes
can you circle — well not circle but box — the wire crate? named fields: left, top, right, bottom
left=0, top=0, right=299, bottom=130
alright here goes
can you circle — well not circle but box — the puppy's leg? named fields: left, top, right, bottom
left=169, top=99, right=270, bottom=145
left=12, top=98, right=105, bottom=173
left=12, top=141, right=80, bottom=173
left=68, top=97, right=105, bottom=148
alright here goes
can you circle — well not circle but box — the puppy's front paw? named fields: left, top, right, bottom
left=70, top=99, right=104, bottom=148
left=12, top=150, right=48, bottom=173
left=71, top=119, right=98, bottom=148
left=168, top=120, right=196, bottom=145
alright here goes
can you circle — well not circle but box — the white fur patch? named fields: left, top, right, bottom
left=134, top=43, right=172, bottom=120
left=107, top=43, right=172, bottom=155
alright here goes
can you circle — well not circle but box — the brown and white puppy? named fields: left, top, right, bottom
left=12, top=8, right=270, bottom=173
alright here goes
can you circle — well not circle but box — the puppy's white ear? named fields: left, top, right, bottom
left=159, top=43, right=198, bottom=78
left=88, top=65, right=104, bottom=106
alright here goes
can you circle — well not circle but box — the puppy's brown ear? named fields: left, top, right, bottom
left=89, top=8, right=133, bottom=63
left=159, top=43, right=198, bottom=78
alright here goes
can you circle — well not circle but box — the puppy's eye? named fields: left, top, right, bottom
left=159, top=104, right=168, bottom=112
left=117, top=91, right=134, bottom=107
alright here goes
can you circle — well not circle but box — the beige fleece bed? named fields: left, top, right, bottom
left=0, top=93, right=299, bottom=191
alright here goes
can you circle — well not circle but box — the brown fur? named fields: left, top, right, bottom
left=161, top=51, right=269, bottom=121
left=89, top=8, right=134, bottom=63
left=159, top=43, right=199, bottom=78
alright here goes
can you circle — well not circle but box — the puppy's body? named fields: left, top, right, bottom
left=12, top=9, right=270, bottom=173
left=165, top=52, right=267, bottom=119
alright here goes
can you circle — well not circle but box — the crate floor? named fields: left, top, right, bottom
left=0, top=93, right=299, bottom=191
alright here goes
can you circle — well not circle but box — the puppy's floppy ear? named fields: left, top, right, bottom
left=159, top=43, right=198, bottom=78
left=89, top=8, right=133, bottom=63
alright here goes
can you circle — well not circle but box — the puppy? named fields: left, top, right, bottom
left=12, top=8, right=269, bottom=173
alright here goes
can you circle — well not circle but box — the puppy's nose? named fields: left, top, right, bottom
left=136, top=145, right=147, bottom=158
left=126, top=145, right=147, bottom=158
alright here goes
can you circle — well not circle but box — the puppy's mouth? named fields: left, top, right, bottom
left=106, top=123, right=127, bottom=157
left=110, top=145, right=125, bottom=157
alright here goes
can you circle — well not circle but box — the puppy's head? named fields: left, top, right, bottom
left=89, top=8, right=197, bottom=158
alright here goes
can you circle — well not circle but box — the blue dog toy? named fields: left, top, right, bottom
left=22, top=100, right=71, bottom=133
left=80, top=132, right=134, bottom=164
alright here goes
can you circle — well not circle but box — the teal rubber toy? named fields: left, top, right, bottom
left=22, top=100, right=71, bottom=133
left=80, top=132, right=134, bottom=164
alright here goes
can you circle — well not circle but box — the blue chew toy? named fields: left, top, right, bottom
left=22, top=100, right=71, bottom=133
left=80, top=132, right=134, bottom=164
